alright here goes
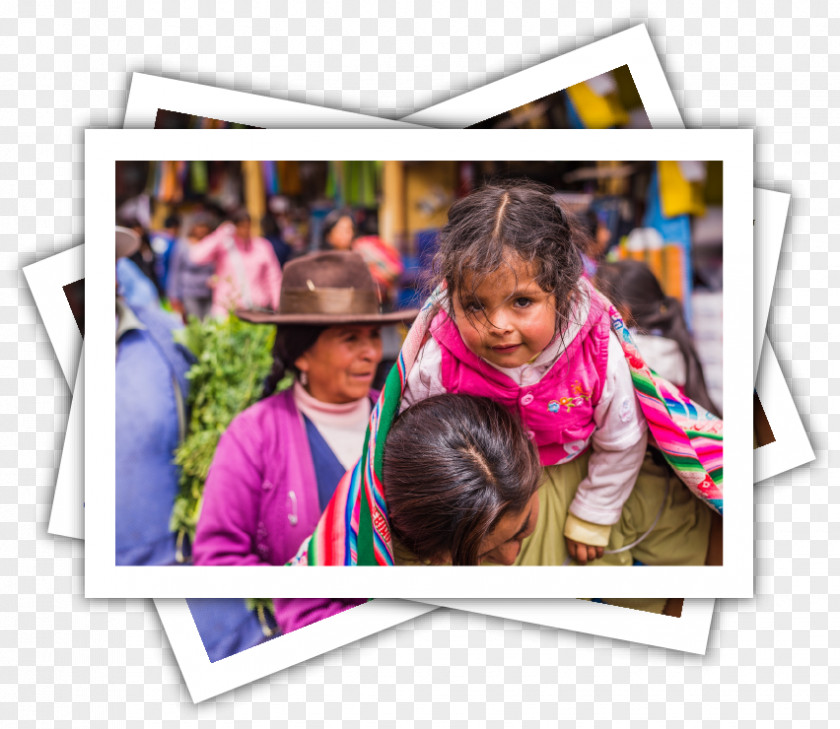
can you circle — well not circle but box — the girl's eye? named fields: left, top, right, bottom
left=463, top=301, right=482, bottom=314
left=513, top=297, right=532, bottom=308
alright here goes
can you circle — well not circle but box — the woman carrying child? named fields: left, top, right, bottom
left=403, top=180, right=651, bottom=564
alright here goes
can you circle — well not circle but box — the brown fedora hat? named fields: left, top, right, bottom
left=236, top=250, right=419, bottom=325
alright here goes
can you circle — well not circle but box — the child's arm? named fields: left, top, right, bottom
left=564, top=333, right=648, bottom=562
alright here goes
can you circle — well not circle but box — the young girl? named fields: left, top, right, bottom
left=402, top=181, right=649, bottom=564
left=593, top=259, right=721, bottom=418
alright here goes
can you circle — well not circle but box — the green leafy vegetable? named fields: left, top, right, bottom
left=170, top=314, right=289, bottom=625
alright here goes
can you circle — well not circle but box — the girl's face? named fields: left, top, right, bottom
left=477, top=491, right=540, bottom=565
left=294, top=324, right=383, bottom=404
left=452, top=253, right=557, bottom=369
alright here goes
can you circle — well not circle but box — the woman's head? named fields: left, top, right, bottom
left=185, top=212, right=215, bottom=242
left=232, top=209, right=252, bottom=239
left=434, top=180, right=584, bottom=367
left=383, top=394, right=543, bottom=566
left=322, top=208, right=356, bottom=251
left=250, top=251, right=418, bottom=400
left=593, top=259, right=666, bottom=327
left=262, top=323, right=382, bottom=403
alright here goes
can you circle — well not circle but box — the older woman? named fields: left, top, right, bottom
left=192, top=250, right=417, bottom=633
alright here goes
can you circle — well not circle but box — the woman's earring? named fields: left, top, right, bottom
left=300, top=371, right=308, bottom=387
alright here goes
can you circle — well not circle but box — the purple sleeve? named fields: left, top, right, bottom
left=193, top=419, right=271, bottom=566
left=271, top=598, right=367, bottom=635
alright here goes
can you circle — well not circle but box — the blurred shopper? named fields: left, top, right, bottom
left=261, top=212, right=293, bottom=268
left=150, top=213, right=181, bottom=293
left=121, top=217, right=164, bottom=299
left=594, top=259, right=720, bottom=416
left=188, top=209, right=282, bottom=319
left=115, top=226, right=194, bottom=565
left=321, top=208, right=404, bottom=309
left=167, top=213, right=216, bottom=322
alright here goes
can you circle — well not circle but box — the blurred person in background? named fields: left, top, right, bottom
left=321, top=208, right=404, bottom=309
left=594, top=259, right=720, bottom=417
left=115, top=226, right=194, bottom=565
left=120, top=217, right=164, bottom=300
left=167, top=212, right=217, bottom=322
left=150, top=213, right=181, bottom=294
left=188, top=208, right=282, bottom=319
left=260, top=212, right=293, bottom=269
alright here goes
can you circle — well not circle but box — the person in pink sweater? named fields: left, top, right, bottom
left=189, top=209, right=282, bottom=319
left=403, top=181, right=648, bottom=565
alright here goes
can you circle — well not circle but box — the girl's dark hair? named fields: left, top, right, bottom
left=593, top=259, right=720, bottom=417
left=382, top=394, right=543, bottom=566
left=433, top=179, right=586, bottom=336
left=321, top=208, right=356, bottom=250
left=261, top=325, right=327, bottom=398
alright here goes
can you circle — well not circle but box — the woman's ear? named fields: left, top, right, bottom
left=294, top=352, right=309, bottom=374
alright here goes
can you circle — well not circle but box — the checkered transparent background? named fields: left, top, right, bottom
left=2, top=3, right=835, bottom=723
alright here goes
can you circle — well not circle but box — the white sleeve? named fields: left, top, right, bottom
left=592, top=332, right=648, bottom=450
left=399, top=336, right=448, bottom=413
left=568, top=332, right=648, bottom=526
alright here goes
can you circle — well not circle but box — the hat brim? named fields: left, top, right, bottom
left=116, top=227, right=141, bottom=259
left=235, top=308, right=420, bottom=326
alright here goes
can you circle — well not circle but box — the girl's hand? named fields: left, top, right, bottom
left=565, top=537, right=604, bottom=564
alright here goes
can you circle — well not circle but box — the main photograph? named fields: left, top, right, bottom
left=112, top=154, right=724, bottom=573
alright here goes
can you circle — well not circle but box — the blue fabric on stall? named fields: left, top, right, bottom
left=115, top=302, right=194, bottom=565
left=641, top=166, right=694, bottom=329
left=563, top=90, right=585, bottom=129
left=187, top=598, right=273, bottom=663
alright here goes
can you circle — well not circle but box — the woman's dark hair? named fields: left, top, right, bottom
left=261, top=325, right=327, bottom=398
left=321, top=207, right=356, bottom=250
left=261, top=212, right=280, bottom=238
left=593, top=259, right=721, bottom=417
left=382, top=394, right=543, bottom=566
left=433, top=179, right=586, bottom=336
left=232, top=208, right=251, bottom=226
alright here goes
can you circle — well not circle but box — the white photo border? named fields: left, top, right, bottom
left=22, top=245, right=84, bottom=390
left=413, top=598, right=716, bottom=655
left=753, top=189, right=789, bottom=382
left=754, top=335, right=815, bottom=483
left=401, top=25, right=683, bottom=129
left=157, top=598, right=435, bottom=703
left=124, top=72, right=425, bottom=130
left=84, top=128, right=754, bottom=599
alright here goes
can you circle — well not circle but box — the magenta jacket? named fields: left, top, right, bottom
left=430, top=285, right=610, bottom=466
left=193, top=388, right=365, bottom=634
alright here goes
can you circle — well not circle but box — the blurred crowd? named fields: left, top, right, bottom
left=115, top=198, right=405, bottom=326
